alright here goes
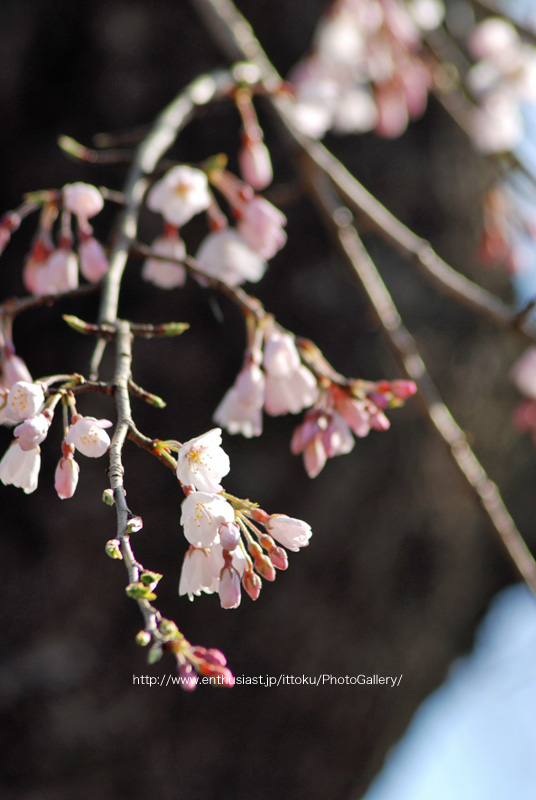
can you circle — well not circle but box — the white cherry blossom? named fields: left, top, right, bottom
left=265, top=514, right=312, bottom=551
left=142, top=234, right=187, bottom=289
left=63, top=182, right=104, bottom=220
left=65, top=416, right=113, bottom=458
left=179, top=546, right=219, bottom=600
left=176, top=428, right=230, bottom=492
left=213, top=362, right=265, bottom=437
left=180, top=491, right=235, bottom=548
left=195, top=229, right=267, bottom=286
left=14, top=413, right=51, bottom=451
left=147, top=166, right=211, bottom=227
left=0, top=442, right=41, bottom=494
left=6, top=381, right=45, bottom=422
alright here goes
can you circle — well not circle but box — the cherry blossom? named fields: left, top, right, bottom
left=179, top=546, right=219, bottom=600
left=265, top=514, right=312, bottom=552
left=176, top=428, right=230, bottom=492
left=213, top=361, right=265, bottom=437
left=63, top=182, right=104, bottom=220
left=32, top=248, right=79, bottom=295
left=141, top=233, right=187, bottom=289
left=236, top=196, right=287, bottom=260
left=263, top=330, right=318, bottom=415
left=195, top=229, right=267, bottom=286
left=0, top=442, right=41, bottom=494
left=147, top=165, right=211, bottom=227
left=180, top=491, right=235, bottom=548
left=65, top=415, right=113, bottom=458
left=6, top=381, right=45, bottom=422
left=14, top=413, right=51, bottom=451
left=1, top=352, right=32, bottom=388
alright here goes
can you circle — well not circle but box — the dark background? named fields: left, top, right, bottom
left=0, top=2, right=534, bottom=799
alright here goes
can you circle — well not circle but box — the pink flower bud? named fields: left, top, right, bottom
left=219, top=521, right=241, bottom=551
left=178, top=662, right=198, bottom=692
left=239, top=134, right=273, bottom=190
left=54, top=454, right=80, bottom=499
left=205, top=648, right=227, bottom=667
left=269, top=546, right=288, bottom=570
left=79, top=236, right=109, bottom=282
left=219, top=566, right=242, bottom=609
left=242, top=568, right=262, bottom=601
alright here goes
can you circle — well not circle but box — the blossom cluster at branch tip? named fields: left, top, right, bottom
left=467, top=17, right=536, bottom=154
left=176, top=428, right=312, bottom=610
left=22, top=183, right=108, bottom=296
left=288, top=0, right=445, bottom=140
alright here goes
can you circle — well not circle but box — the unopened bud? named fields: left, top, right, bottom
left=140, top=570, right=162, bottom=588
left=105, top=539, right=123, bottom=559
left=269, top=546, right=288, bottom=570
left=219, top=521, right=241, bottom=551
left=147, top=643, right=163, bottom=664
left=135, top=630, right=151, bottom=647
left=178, top=662, right=198, bottom=691
left=102, top=488, right=115, bottom=506
left=159, top=619, right=179, bottom=639
left=124, top=515, right=143, bottom=534
left=254, top=554, right=276, bottom=581
left=242, top=568, right=262, bottom=601
left=125, top=581, right=157, bottom=601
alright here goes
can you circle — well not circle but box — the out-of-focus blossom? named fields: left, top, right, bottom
left=79, top=236, right=109, bottom=282
left=142, top=233, right=187, bottom=289
left=236, top=197, right=287, bottom=260
left=147, top=166, right=211, bottom=227
left=63, top=183, right=104, bottom=220
left=239, top=134, right=273, bottom=190
left=195, top=229, right=267, bottom=286
left=32, top=248, right=79, bottom=296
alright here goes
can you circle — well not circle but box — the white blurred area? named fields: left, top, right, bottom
left=362, top=584, right=536, bottom=800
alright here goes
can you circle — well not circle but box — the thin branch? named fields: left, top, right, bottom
left=109, top=320, right=159, bottom=635
left=305, top=167, right=536, bottom=596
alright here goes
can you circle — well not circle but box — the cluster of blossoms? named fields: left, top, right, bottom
left=168, top=428, right=312, bottom=610
left=467, top=16, right=536, bottom=155
left=142, top=159, right=286, bottom=290
left=22, top=183, right=109, bottom=295
left=0, top=360, right=112, bottom=496
left=288, top=0, right=445, bottom=139
left=214, top=324, right=417, bottom=476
